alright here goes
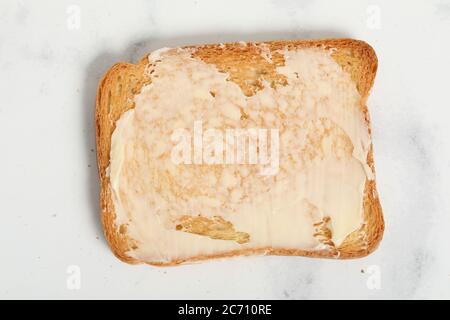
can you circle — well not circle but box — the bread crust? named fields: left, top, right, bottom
left=95, top=38, right=384, bottom=266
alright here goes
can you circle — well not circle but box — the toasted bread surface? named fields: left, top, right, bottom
left=96, top=39, right=384, bottom=265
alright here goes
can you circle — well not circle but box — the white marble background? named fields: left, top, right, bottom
left=0, top=0, right=449, bottom=299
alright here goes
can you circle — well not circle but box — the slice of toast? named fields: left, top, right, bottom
left=96, top=39, right=384, bottom=266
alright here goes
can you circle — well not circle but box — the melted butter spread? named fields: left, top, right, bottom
left=109, top=46, right=373, bottom=262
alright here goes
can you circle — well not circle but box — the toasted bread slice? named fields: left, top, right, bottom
left=96, top=39, right=384, bottom=265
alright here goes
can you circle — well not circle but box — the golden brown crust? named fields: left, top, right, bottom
left=95, top=38, right=384, bottom=266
